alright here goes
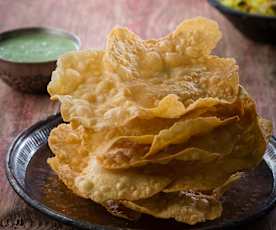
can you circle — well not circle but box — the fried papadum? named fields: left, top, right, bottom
left=47, top=17, right=272, bottom=225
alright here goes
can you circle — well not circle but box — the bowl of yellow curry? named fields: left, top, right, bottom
left=0, top=27, right=80, bottom=94
left=208, top=0, right=276, bottom=44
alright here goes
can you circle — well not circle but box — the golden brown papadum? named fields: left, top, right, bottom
left=47, top=17, right=272, bottom=225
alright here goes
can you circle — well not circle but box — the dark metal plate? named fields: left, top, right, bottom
left=5, top=114, right=276, bottom=230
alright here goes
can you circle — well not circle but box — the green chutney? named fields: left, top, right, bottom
left=0, top=31, right=78, bottom=63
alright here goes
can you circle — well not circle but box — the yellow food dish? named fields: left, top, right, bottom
left=221, top=0, right=276, bottom=16
left=47, top=17, right=272, bottom=225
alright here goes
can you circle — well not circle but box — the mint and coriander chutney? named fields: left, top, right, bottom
left=0, top=27, right=80, bottom=93
left=0, top=28, right=79, bottom=63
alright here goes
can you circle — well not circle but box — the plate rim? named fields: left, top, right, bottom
left=5, top=114, right=276, bottom=230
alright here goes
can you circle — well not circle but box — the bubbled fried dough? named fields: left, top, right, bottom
left=47, top=17, right=272, bottom=225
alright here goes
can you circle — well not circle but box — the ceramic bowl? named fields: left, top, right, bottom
left=208, top=0, right=276, bottom=44
left=0, top=27, right=80, bottom=94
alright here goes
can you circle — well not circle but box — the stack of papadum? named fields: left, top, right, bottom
left=47, top=17, right=272, bottom=225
